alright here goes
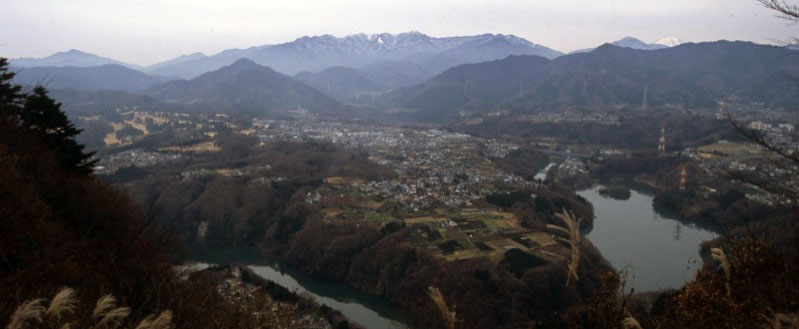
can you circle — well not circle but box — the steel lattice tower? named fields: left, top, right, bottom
left=679, top=165, right=688, bottom=191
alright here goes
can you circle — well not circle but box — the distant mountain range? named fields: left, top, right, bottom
left=144, top=52, right=208, bottom=72
left=294, top=67, right=382, bottom=102
left=11, top=49, right=141, bottom=70
left=385, top=41, right=799, bottom=121
left=10, top=32, right=563, bottom=91
left=50, top=89, right=167, bottom=113
left=570, top=36, right=684, bottom=54
left=9, top=36, right=797, bottom=120
left=11, top=64, right=165, bottom=92
left=654, top=37, right=684, bottom=47
left=143, top=32, right=563, bottom=81
left=380, top=55, right=552, bottom=120
left=149, top=59, right=339, bottom=113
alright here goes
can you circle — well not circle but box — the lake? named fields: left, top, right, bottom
left=578, top=185, right=720, bottom=292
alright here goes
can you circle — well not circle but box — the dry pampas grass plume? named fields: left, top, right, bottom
left=762, top=308, right=799, bottom=329
left=622, top=316, right=643, bottom=329
left=134, top=310, right=174, bottom=329
left=93, top=294, right=118, bottom=319
left=46, top=287, right=78, bottom=320
left=97, top=307, right=131, bottom=328
left=6, top=299, right=46, bottom=329
left=548, top=208, right=583, bottom=286
left=711, top=247, right=732, bottom=297
left=93, top=294, right=131, bottom=328
left=6, top=288, right=170, bottom=329
left=622, top=308, right=643, bottom=329
left=428, top=286, right=456, bottom=329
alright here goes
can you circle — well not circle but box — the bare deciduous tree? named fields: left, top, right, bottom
left=726, top=119, right=799, bottom=201
left=758, top=0, right=799, bottom=45
left=758, top=0, right=799, bottom=20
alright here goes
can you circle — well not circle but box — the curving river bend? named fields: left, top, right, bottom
left=190, top=173, right=720, bottom=328
left=188, top=246, right=409, bottom=329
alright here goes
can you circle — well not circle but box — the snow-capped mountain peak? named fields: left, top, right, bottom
left=146, top=31, right=563, bottom=78
left=655, top=37, right=684, bottom=47
left=280, top=32, right=547, bottom=54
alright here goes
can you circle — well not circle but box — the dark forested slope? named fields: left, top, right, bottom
left=387, top=41, right=799, bottom=120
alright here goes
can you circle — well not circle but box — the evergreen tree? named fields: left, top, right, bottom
left=0, top=58, right=23, bottom=121
left=0, top=58, right=96, bottom=174
left=22, top=86, right=97, bottom=174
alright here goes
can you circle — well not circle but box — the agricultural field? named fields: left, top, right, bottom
left=405, top=208, right=559, bottom=262
left=696, top=142, right=762, bottom=160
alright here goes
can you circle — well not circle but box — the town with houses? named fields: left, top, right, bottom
left=89, top=105, right=797, bottom=262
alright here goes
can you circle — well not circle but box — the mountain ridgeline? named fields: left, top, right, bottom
left=294, top=66, right=382, bottom=102
left=11, top=49, right=141, bottom=69
left=144, top=32, right=563, bottom=79
left=384, top=41, right=799, bottom=121
left=11, top=64, right=166, bottom=92
left=9, top=38, right=799, bottom=119
left=150, top=59, right=339, bottom=113
left=569, top=36, right=677, bottom=54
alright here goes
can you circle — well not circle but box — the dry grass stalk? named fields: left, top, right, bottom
left=96, top=307, right=131, bottom=328
left=6, top=289, right=170, bottom=329
left=622, top=316, right=643, bottom=329
left=46, top=287, right=78, bottom=320
left=6, top=299, right=46, bottom=329
left=547, top=208, right=583, bottom=286
left=134, top=315, right=155, bottom=329
left=428, top=287, right=456, bottom=329
left=711, top=247, right=732, bottom=297
left=93, top=294, right=117, bottom=319
left=135, top=311, right=173, bottom=329
left=763, top=309, right=799, bottom=329
left=622, top=308, right=643, bottom=329
left=151, top=310, right=173, bottom=329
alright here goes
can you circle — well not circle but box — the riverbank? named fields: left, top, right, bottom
left=186, top=245, right=410, bottom=329
left=193, top=264, right=360, bottom=329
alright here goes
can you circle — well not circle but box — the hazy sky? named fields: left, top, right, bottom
left=2, top=0, right=797, bottom=66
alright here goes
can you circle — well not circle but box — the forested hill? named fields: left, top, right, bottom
left=294, top=66, right=382, bottom=102
left=0, top=57, right=254, bottom=328
left=11, top=64, right=164, bottom=92
left=385, top=41, right=799, bottom=121
left=150, top=58, right=341, bottom=114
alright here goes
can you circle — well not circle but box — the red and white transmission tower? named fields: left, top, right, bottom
left=658, top=127, right=666, bottom=156
left=678, top=165, right=688, bottom=191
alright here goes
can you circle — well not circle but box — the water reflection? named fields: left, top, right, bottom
left=248, top=265, right=409, bottom=329
left=579, top=185, right=720, bottom=292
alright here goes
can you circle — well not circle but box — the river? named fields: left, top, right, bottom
left=578, top=185, right=720, bottom=292
left=187, top=165, right=716, bottom=326
left=534, top=162, right=555, bottom=181
left=188, top=246, right=409, bottom=329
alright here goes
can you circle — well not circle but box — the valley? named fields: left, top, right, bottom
left=80, top=98, right=796, bottom=328
left=3, top=16, right=799, bottom=328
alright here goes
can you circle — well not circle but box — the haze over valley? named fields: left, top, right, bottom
left=2, top=2, right=799, bottom=329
